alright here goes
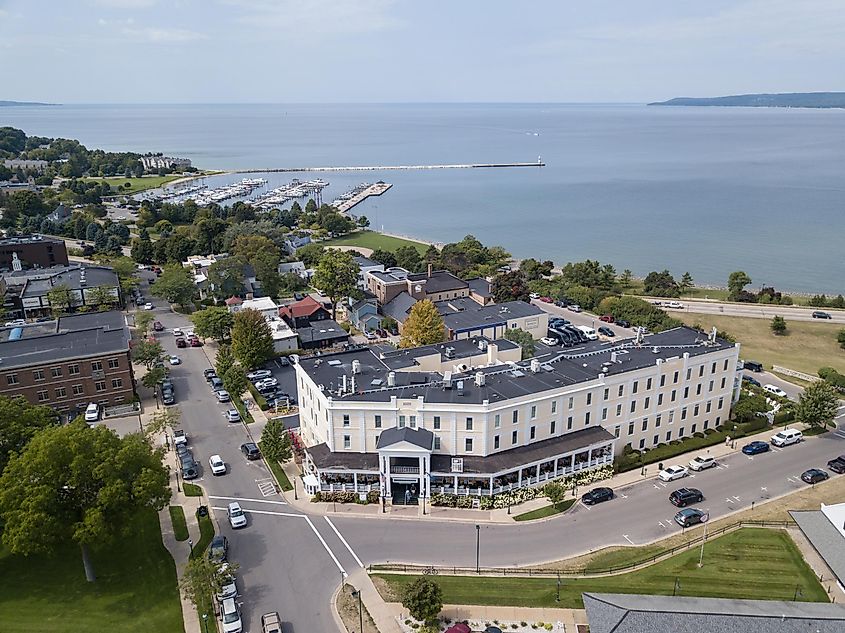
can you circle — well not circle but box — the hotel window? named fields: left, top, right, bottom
left=628, top=421, right=635, bottom=435
left=343, top=414, right=350, bottom=427
left=699, top=365, right=704, bottom=377
left=95, top=381, right=106, bottom=392
left=711, top=362, right=717, bottom=374
left=709, top=380, right=714, bottom=392
left=639, top=438, right=646, bottom=449
left=410, top=415, right=417, bottom=428
left=671, top=390, right=676, bottom=402
left=91, top=361, right=103, bottom=372
left=512, top=410, right=519, bottom=424
left=659, top=375, right=665, bottom=387
left=530, top=426, right=536, bottom=440
left=398, top=415, right=405, bottom=428
left=37, top=390, right=48, bottom=402
left=618, top=385, right=624, bottom=397
left=567, top=416, right=573, bottom=430
left=55, top=387, right=66, bottom=399
left=632, top=381, right=638, bottom=394
left=616, top=404, right=622, bottom=416
left=51, top=367, right=62, bottom=378
left=512, top=430, right=518, bottom=445
left=666, top=431, right=672, bottom=442
left=642, top=418, right=648, bottom=431
left=706, top=401, right=712, bottom=413
left=6, top=374, right=18, bottom=385
left=704, top=419, right=710, bottom=430
left=681, top=407, right=688, bottom=420
left=493, top=414, right=500, bottom=428
left=644, top=396, right=650, bottom=408
left=686, top=368, right=692, bottom=381
left=550, top=420, right=556, bottom=434
left=679, top=427, right=685, bottom=437
left=668, top=410, right=675, bottom=424
left=494, top=435, right=500, bottom=449
left=658, top=394, right=663, bottom=406
left=694, top=404, right=700, bottom=416
left=603, top=388, right=609, bottom=401
left=108, top=358, right=120, bottom=369
left=465, top=438, right=473, bottom=452
left=568, top=397, right=574, bottom=410
left=465, top=417, right=473, bottom=430
left=434, top=437, right=441, bottom=450
left=551, top=401, right=557, bottom=414
left=585, top=412, right=591, bottom=425
left=586, top=393, right=592, bottom=405
left=653, top=435, right=659, bottom=446
left=655, top=415, right=661, bottom=427
left=718, top=397, right=724, bottom=409
left=720, top=377, right=726, bottom=389
left=723, top=359, right=730, bottom=371
left=33, top=369, right=45, bottom=381
left=630, top=400, right=636, bottom=413
left=343, top=435, right=351, bottom=449
left=112, top=378, right=123, bottom=389
left=696, top=384, right=702, bottom=396
left=647, top=377, right=653, bottom=390
left=673, top=371, right=679, bottom=384
left=602, top=407, right=608, bottom=421
left=683, top=386, right=689, bottom=399
left=530, top=405, right=536, bottom=419
left=375, top=415, right=382, bottom=428
left=72, top=384, right=84, bottom=396
left=614, top=425, right=620, bottom=438
left=691, top=423, right=697, bottom=434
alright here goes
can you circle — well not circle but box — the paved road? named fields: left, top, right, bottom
left=653, top=298, right=845, bottom=324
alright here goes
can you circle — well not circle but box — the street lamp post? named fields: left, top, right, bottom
left=555, top=571, right=561, bottom=603
left=293, top=477, right=298, bottom=500
left=202, top=613, right=209, bottom=633
left=188, top=538, right=193, bottom=556
left=475, top=524, right=480, bottom=574
left=351, top=588, right=363, bottom=633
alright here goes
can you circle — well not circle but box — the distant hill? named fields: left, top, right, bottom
left=649, top=92, right=845, bottom=109
left=0, top=100, right=58, bottom=107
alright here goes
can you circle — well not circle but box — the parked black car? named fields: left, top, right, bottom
left=203, top=368, right=217, bottom=381
left=581, top=487, right=614, bottom=505
left=669, top=487, right=704, bottom=507
left=616, top=319, right=631, bottom=328
left=208, top=535, right=229, bottom=563
left=801, top=468, right=830, bottom=484
left=827, top=457, right=845, bottom=474
left=742, top=374, right=761, bottom=387
left=179, top=454, right=199, bottom=480
left=241, top=442, right=261, bottom=460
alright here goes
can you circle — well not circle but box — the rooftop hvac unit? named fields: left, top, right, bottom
left=387, top=371, right=396, bottom=387
left=652, top=347, right=660, bottom=353
left=530, top=359, right=541, bottom=373
left=475, top=371, right=485, bottom=386
left=352, top=359, right=361, bottom=374
left=444, top=347, right=455, bottom=359
left=478, top=339, right=487, bottom=351
left=610, top=352, right=617, bottom=363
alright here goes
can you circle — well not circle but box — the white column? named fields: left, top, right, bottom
left=554, top=456, right=559, bottom=476
left=518, top=469, right=522, bottom=487
left=354, top=472, right=358, bottom=490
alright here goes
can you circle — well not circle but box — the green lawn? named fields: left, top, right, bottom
left=677, top=313, right=845, bottom=375
left=514, top=499, right=575, bottom=522
left=84, top=175, right=183, bottom=194
left=322, top=230, right=429, bottom=255
left=267, top=458, right=294, bottom=492
left=0, top=509, right=183, bottom=633
left=373, top=528, right=827, bottom=608
left=190, top=510, right=215, bottom=562
left=183, top=482, right=203, bottom=497
left=169, top=506, right=189, bottom=541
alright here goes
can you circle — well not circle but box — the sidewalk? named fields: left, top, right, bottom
left=787, top=527, right=845, bottom=604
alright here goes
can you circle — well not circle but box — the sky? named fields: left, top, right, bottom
left=0, top=0, right=843, bottom=103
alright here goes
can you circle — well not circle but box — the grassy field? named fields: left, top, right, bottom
left=169, top=506, right=189, bottom=541
left=183, top=482, right=203, bottom=497
left=84, top=175, right=183, bottom=194
left=373, top=528, right=826, bottom=609
left=514, top=499, right=575, bottom=522
left=0, top=509, right=183, bottom=633
left=322, top=230, right=429, bottom=254
left=677, top=313, right=845, bottom=375
left=267, top=458, right=294, bottom=491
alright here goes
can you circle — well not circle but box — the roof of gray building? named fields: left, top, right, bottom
left=2, top=264, right=118, bottom=296
left=583, top=593, right=845, bottom=633
left=353, top=256, right=382, bottom=269
left=381, top=291, right=417, bottom=323
left=437, top=299, right=544, bottom=332
left=297, top=320, right=349, bottom=345
left=298, top=327, right=736, bottom=406
left=0, top=310, right=129, bottom=370
left=377, top=427, right=434, bottom=450
left=465, top=277, right=492, bottom=297
left=791, top=510, right=845, bottom=585
left=378, top=337, right=518, bottom=371
left=0, top=234, right=64, bottom=247
left=408, top=270, right=468, bottom=293
left=370, top=268, right=409, bottom=284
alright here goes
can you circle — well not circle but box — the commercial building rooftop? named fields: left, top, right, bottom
left=2, top=264, right=119, bottom=297
left=436, top=299, right=544, bottom=332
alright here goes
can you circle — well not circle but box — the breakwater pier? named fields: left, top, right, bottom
left=231, top=160, right=544, bottom=174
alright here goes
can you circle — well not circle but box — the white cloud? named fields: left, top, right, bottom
left=222, top=0, right=403, bottom=35
left=121, top=26, right=207, bottom=42
left=91, top=0, right=158, bottom=8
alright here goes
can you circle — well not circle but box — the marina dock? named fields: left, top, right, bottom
left=232, top=160, right=544, bottom=174
left=334, top=182, right=392, bottom=213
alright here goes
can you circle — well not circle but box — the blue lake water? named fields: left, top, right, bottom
left=3, top=103, right=844, bottom=293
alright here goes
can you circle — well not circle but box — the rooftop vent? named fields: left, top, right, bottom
left=474, top=371, right=485, bottom=386
left=327, top=359, right=342, bottom=366
left=530, top=359, right=541, bottom=373
left=652, top=347, right=659, bottom=353
left=387, top=371, right=396, bottom=387
left=352, top=359, right=361, bottom=374
left=444, top=347, right=455, bottom=359
left=370, top=379, right=383, bottom=387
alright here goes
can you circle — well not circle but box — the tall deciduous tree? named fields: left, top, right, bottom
left=399, top=300, right=446, bottom=349
left=132, top=339, right=164, bottom=369
left=795, top=380, right=839, bottom=430
left=402, top=577, right=443, bottom=623
left=145, top=408, right=180, bottom=438
left=231, top=309, right=274, bottom=369
left=180, top=555, right=239, bottom=611
left=141, top=366, right=166, bottom=391
left=223, top=364, right=248, bottom=398
left=312, top=250, right=359, bottom=319
left=191, top=307, right=233, bottom=343
left=504, top=327, right=536, bottom=360
left=151, top=264, right=196, bottom=309
left=47, top=283, right=74, bottom=315
left=208, top=257, right=246, bottom=300
left=215, top=344, right=236, bottom=379
left=259, top=418, right=293, bottom=464
left=0, top=396, right=57, bottom=474
left=0, top=421, right=170, bottom=582
left=491, top=270, right=530, bottom=303
left=727, top=271, right=753, bottom=300
left=134, top=310, right=154, bottom=337
left=680, top=272, right=694, bottom=294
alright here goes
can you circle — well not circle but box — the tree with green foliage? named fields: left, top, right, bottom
left=838, top=330, right=845, bottom=351
left=191, top=307, right=233, bottom=343
left=312, top=250, right=359, bottom=319
left=399, top=300, right=446, bottom=348
left=519, top=258, right=554, bottom=281
left=0, top=396, right=58, bottom=474
left=47, top=283, right=74, bottom=315
left=727, top=271, right=753, bottom=301
left=559, top=259, right=616, bottom=291
left=491, top=270, right=530, bottom=303
left=770, top=315, right=787, bottom=335
left=145, top=408, right=180, bottom=438
left=130, top=237, right=155, bottom=264
left=295, top=242, right=325, bottom=268
left=544, top=481, right=566, bottom=506
left=643, top=270, right=680, bottom=298
left=88, top=284, right=117, bottom=310
left=818, top=367, right=845, bottom=393
left=259, top=418, right=293, bottom=463
left=132, top=339, right=164, bottom=369
left=395, top=245, right=423, bottom=272
left=680, top=272, right=694, bottom=294
left=134, top=310, right=154, bottom=337
left=619, top=269, right=634, bottom=288
left=370, top=248, right=397, bottom=268
left=795, top=380, right=840, bottom=431
left=0, top=420, right=170, bottom=582
left=231, top=309, right=274, bottom=369
left=402, top=576, right=443, bottom=623
left=180, top=555, right=239, bottom=612
left=504, top=327, right=536, bottom=360
left=141, top=366, right=166, bottom=391
left=150, top=265, right=196, bottom=309
left=223, top=364, right=248, bottom=398
left=732, top=392, right=769, bottom=423
left=597, top=295, right=683, bottom=333
left=215, top=344, right=236, bottom=379
left=380, top=316, right=398, bottom=332
left=207, top=257, right=246, bottom=300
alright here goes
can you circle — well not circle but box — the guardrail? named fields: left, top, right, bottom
left=369, top=520, right=793, bottom=578
left=772, top=366, right=820, bottom=382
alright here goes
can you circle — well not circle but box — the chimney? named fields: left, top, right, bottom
left=486, top=342, right=498, bottom=365
left=352, top=359, right=361, bottom=374
left=474, top=371, right=485, bottom=386
left=427, top=263, right=432, bottom=278
left=610, top=351, right=617, bottom=363
left=342, top=374, right=348, bottom=394
left=530, top=359, right=541, bottom=373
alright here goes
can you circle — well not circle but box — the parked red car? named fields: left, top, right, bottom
left=599, top=315, right=615, bottom=323
left=189, top=337, right=202, bottom=348
left=539, top=296, right=553, bottom=303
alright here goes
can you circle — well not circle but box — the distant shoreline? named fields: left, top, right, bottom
left=0, top=100, right=59, bottom=107
left=650, top=91, right=845, bottom=109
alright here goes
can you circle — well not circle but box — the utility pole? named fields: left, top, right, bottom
left=698, top=515, right=708, bottom=568
left=556, top=571, right=561, bottom=603
left=351, top=588, right=364, bottom=633
left=475, top=524, right=481, bottom=574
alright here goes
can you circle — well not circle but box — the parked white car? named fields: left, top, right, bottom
left=143, top=302, right=154, bottom=310
left=576, top=325, right=598, bottom=341
left=84, top=402, right=100, bottom=422
left=215, top=563, right=237, bottom=601
left=658, top=465, right=689, bottom=482
left=247, top=369, right=273, bottom=381
left=168, top=355, right=181, bottom=365
left=172, top=328, right=183, bottom=336
left=254, top=377, right=278, bottom=390
left=209, top=454, right=227, bottom=476
left=227, top=502, right=247, bottom=529
left=540, top=336, right=559, bottom=346
left=688, top=455, right=716, bottom=471
left=763, top=384, right=787, bottom=398
left=771, top=428, right=803, bottom=447
left=220, top=597, right=243, bottom=633
left=529, top=293, right=540, bottom=299
left=664, top=301, right=684, bottom=309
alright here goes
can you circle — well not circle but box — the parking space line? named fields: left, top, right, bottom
left=211, top=506, right=300, bottom=518
left=325, top=517, right=364, bottom=568
left=623, top=534, right=634, bottom=545
left=305, top=516, right=347, bottom=577
left=208, top=495, right=287, bottom=505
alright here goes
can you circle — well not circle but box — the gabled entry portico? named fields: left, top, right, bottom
left=377, top=427, right=433, bottom=505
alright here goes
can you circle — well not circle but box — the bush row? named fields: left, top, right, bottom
left=311, top=490, right=380, bottom=504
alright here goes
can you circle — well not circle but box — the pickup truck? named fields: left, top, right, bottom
left=173, top=429, right=188, bottom=446
left=261, top=612, right=282, bottom=633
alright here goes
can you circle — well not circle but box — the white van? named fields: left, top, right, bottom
left=576, top=325, right=598, bottom=341
left=763, top=384, right=787, bottom=398
left=771, top=428, right=802, bottom=447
